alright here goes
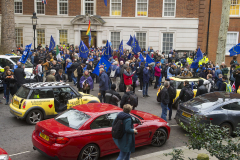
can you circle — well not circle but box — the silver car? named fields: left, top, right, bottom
left=175, top=92, right=240, bottom=135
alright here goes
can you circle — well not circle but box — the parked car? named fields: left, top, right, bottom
left=9, top=82, right=100, bottom=124
left=175, top=92, right=240, bottom=135
left=32, top=103, right=171, bottom=160
left=0, top=148, right=11, bottom=160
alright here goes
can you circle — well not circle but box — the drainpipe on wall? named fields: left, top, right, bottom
left=206, top=0, right=212, bottom=55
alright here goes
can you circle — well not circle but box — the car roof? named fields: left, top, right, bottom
left=22, top=82, right=70, bottom=89
left=199, top=92, right=240, bottom=100
left=0, top=55, right=20, bottom=58
left=73, top=103, right=122, bottom=117
left=170, top=76, right=205, bottom=81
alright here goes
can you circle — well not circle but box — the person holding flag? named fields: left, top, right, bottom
left=103, top=40, right=112, bottom=60
left=49, top=35, right=55, bottom=52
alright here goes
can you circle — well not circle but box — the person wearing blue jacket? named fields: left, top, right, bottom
left=99, top=68, right=110, bottom=103
left=215, top=65, right=222, bottom=83
left=113, top=104, right=138, bottom=160
left=143, top=66, right=150, bottom=97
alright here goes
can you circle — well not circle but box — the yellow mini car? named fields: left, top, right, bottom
left=9, top=82, right=100, bottom=124
left=157, top=76, right=205, bottom=108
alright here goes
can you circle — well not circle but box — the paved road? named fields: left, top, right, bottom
left=0, top=83, right=188, bottom=160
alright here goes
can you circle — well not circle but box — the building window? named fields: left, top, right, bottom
left=36, top=0, right=45, bottom=14
left=136, top=0, right=148, bottom=17
left=59, top=0, right=68, bottom=15
left=37, top=29, right=45, bottom=46
left=85, top=0, right=94, bottom=15
left=15, top=28, right=23, bottom=48
left=111, top=0, right=121, bottom=16
left=226, top=32, right=239, bottom=55
left=136, top=33, right=146, bottom=50
left=163, top=0, right=176, bottom=17
left=162, top=33, right=173, bottom=54
left=111, top=32, right=120, bottom=49
left=59, top=30, right=68, bottom=44
left=14, top=0, right=22, bottom=14
left=230, top=0, right=240, bottom=16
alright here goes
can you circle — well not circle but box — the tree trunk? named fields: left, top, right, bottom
left=1, top=0, right=15, bottom=55
left=216, top=0, right=231, bottom=65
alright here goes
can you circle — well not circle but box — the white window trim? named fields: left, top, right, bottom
left=135, top=32, right=147, bottom=49
left=135, top=0, right=149, bottom=17
left=35, top=0, right=45, bottom=15
left=162, top=0, right=176, bottom=18
left=81, top=0, right=96, bottom=15
left=36, top=29, right=46, bottom=47
left=110, top=31, right=121, bottom=49
left=110, top=0, right=122, bottom=17
left=58, top=29, right=69, bottom=45
left=57, top=0, right=68, bottom=15
left=161, top=32, right=175, bottom=54
left=14, top=0, right=23, bottom=14
left=226, top=31, right=239, bottom=55
left=230, top=1, right=240, bottom=17
left=15, top=28, right=24, bottom=48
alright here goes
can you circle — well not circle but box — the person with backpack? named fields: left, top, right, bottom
left=105, top=84, right=121, bottom=107
left=179, top=81, right=194, bottom=103
left=196, top=79, right=208, bottom=96
left=168, top=81, right=176, bottom=120
left=220, top=76, right=232, bottom=92
left=157, top=81, right=170, bottom=121
left=204, top=74, right=215, bottom=93
left=109, top=61, right=121, bottom=91
left=112, top=104, right=138, bottom=160
left=120, top=86, right=138, bottom=110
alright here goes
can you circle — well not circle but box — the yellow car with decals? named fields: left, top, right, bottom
left=9, top=82, right=100, bottom=124
left=157, top=76, right=205, bottom=108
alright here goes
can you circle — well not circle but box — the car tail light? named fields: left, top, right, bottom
left=209, top=118, right=213, bottom=121
left=22, top=102, right=27, bottom=109
left=55, top=137, right=69, bottom=144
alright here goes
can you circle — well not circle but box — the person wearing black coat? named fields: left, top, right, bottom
left=137, top=62, right=145, bottom=91
left=196, top=79, right=208, bottom=96
left=168, top=81, right=176, bottom=120
left=233, top=69, right=240, bottom=93
left=55, top=69, right=67, bottom=82
left=179, top=81, right=194, bottom=102
left=120, top=86, right=137, bottom=109
left=68, top=60, right=79, bottom=85
left=77, top=64, right=84, bottom=91
left=34, top=54, right=40, bottom=66
left=220, top=76, right=228, bottom=92
left=105, top=84, right=121, bottom=107
left=160, top=81, right=170, bottom=121
left=4, top=70, right=17, bottom=105
left=14, top=62, right=26, bottom=89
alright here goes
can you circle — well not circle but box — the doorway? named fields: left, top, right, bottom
left=81, top=31, right=97, bottom=48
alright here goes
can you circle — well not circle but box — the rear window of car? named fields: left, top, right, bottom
left=15, top=87, right=30, bottom=99
left=172, top=81, right=198, bottom=89
left=10, top=57, right=33, bottom=68
left=55, top=109, right=90, bottom=129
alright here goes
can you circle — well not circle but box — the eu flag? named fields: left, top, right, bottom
left=128, top=53, right=132, bottom=59
left=126, top=35, right=133, bottom=46
left=139, top=53, right=144, bottom=62
left=49, top=35, right=55, bottom=52
left=146, top=54, right=154, bottom=66
left=119, top=40, right=123, bottom=57
left=190, top=48, right=203, bottom=69
left=229, top=43, right=240, bottom=56
left=131, top=35, right=141, bottom=54
left=92, top=57, right=111, bottom=76
left=79, top=40, right=89, bottom=59
left=104, top=0, right=107, bottom=6
left=103, top=40, right=112, bottom=60
left=19, top=44, right=32, bottom=64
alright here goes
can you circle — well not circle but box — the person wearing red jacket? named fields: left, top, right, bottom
left=154, top=62, right=161, bottom=89
left=123, top=67, right=135, bottom=92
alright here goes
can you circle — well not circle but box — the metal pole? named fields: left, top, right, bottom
left=33, top=25, right=36, bottom=51
left=206, top=0, right=212, bottom=55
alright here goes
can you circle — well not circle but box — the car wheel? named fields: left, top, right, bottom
left=79, top=144, right=99, bottom=160
left=151, top=128, right=167, bottom=147
left=220, top=123, right=232, bottom=136
left=26, top=110, right=43, bottom=125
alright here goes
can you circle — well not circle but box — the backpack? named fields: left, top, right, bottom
left=184, top=88, right=194, bottom=102
left=33, top=65, right=39, bottom=75
left=127, top=94, right=138, bottom=108
left=74, top=68, right=78, bottom=77
left=119, top=83, right=125, bottom=92
left=157, top=90, right=162, bottom=102
left=224, top=82, right=232, bottom=93
left=112, top=117, right=124, bottom=139
left=110, top=67, right=116, bottom=78
left=208, top=80, right=215, bottom=92
left=168, top=86, right=177, bottom=100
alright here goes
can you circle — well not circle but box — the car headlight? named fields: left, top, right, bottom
left=0, top=154, right=9, bottom=160
left=167, top=123, right=170, bottom=126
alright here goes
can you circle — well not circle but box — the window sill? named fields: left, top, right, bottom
left=229, top=16, right=240, bottom=18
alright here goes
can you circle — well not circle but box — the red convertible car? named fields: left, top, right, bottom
left=32, top=103, right=171, bottom=160
left=0, top=148, right=11, bottom=160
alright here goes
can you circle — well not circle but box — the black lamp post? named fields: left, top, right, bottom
left=32, top=12, right=38, bottom=51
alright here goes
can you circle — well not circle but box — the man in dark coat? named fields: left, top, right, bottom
left=160, top=81, right=170, bottom=121
left=196, top=79, right=208, bottom=96
left=220, top=76, right=229, bottom=92
left=99, top=68, right=110, bottom=103
left=137, top=62, right=145, bottom=91
left=77, top=64, right=84, bottom=91
left=168, top=81, right=176, bottom=120
left=179, top=81, right=194, bottom=102
left=233, top=68, right=240, bottom=93
left=55, top=69, right=67, bottom=82
left=68, top=59, right=79, bottom=85
left=120, top=86, right=138, bottom=109
left=14, top=62, right=26, bottom=89
left=105, top=84, right=121, bottom=107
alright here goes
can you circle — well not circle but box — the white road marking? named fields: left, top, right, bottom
left=9, top=151, right=31, bottom=157
left=170, top=125, right=179, bottom=127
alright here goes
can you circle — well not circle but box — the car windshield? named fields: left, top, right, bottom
left=10, top=57, right=33, bottom=68
left=15, top=87, right=30, bottom=99
left=172, top=81, right=198, bottom=90
left=55, top=109, right=90, bottom=129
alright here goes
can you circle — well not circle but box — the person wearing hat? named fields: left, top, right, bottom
left=199, top=53, right=209, bottom=66
left=181, top=68, right=193, bottom=77
left=154, top=62, right=161, bottom=89
left=46, top=69, right=56, bottom=82
left=105, top=84, right=121, bottom=107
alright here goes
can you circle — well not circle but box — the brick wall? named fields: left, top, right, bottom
left=148, top=0, right=162, bottom=17
left=23, top=0, right=34, bottom=15
left=176, top=0, right=199, bottom=18
left=122, top=0, right=135, bottom=17
left=69, top=0, right=81, bottom=16
left=96, top=0, right=110, bottom=16
left=45, top=0, right=57, bottom=15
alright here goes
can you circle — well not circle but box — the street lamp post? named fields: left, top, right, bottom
left=32, top=12, right=38, bottom=51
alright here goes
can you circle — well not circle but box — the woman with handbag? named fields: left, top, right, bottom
left=4, top=70, right=17, bottom=105
left=79, top=70, right=93, bottom=94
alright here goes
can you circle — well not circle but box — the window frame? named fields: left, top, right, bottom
left=135, top=0, right=148, bottom=17
left=15, top=28, right=23, bottom=48
left=226, top=31, right=239, bottom=55
left=110, top=32, right=121, bottom=50
left=35, top=0, right=45, bottom=15
left=83, top=0, right=96, bottom=15
left=230, top=0, right=240, bottom=17
left=161, top=32, right=174, bottom=55
left=59, top=29, right=68, bottom=45
left=58, top=0, right=68, bottom=15
left=136, top=32, right=147, bottom=50
left=14, top=0, right=23, bottom=14
left=36, top=29, right=46, bottom=47
left=110, top=0, right=122, bottom=16
left=162, top=0, right=176, bottom=18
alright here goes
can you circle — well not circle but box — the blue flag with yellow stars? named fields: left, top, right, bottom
left=139, top=53, right=144, bottom=62
left=79, top=40, right=89, bottom=59
left=92, top=57, right=111, bottom=76
left=191, top=48, right=203, bottom=69
left=103, top=40, right=112, bottom=60
left=145, top=54, right=154, bottom=67
left=126, top=35, right=133, bottom=46
left=119, top=40, right=123, bottom=57
left=229, top=43, right=240, bottom=57
left=131, top=35, right=141, bottom=54
left=49, top=35, right=55, bottom=52
left=19, top=43, right=32, bottom=64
